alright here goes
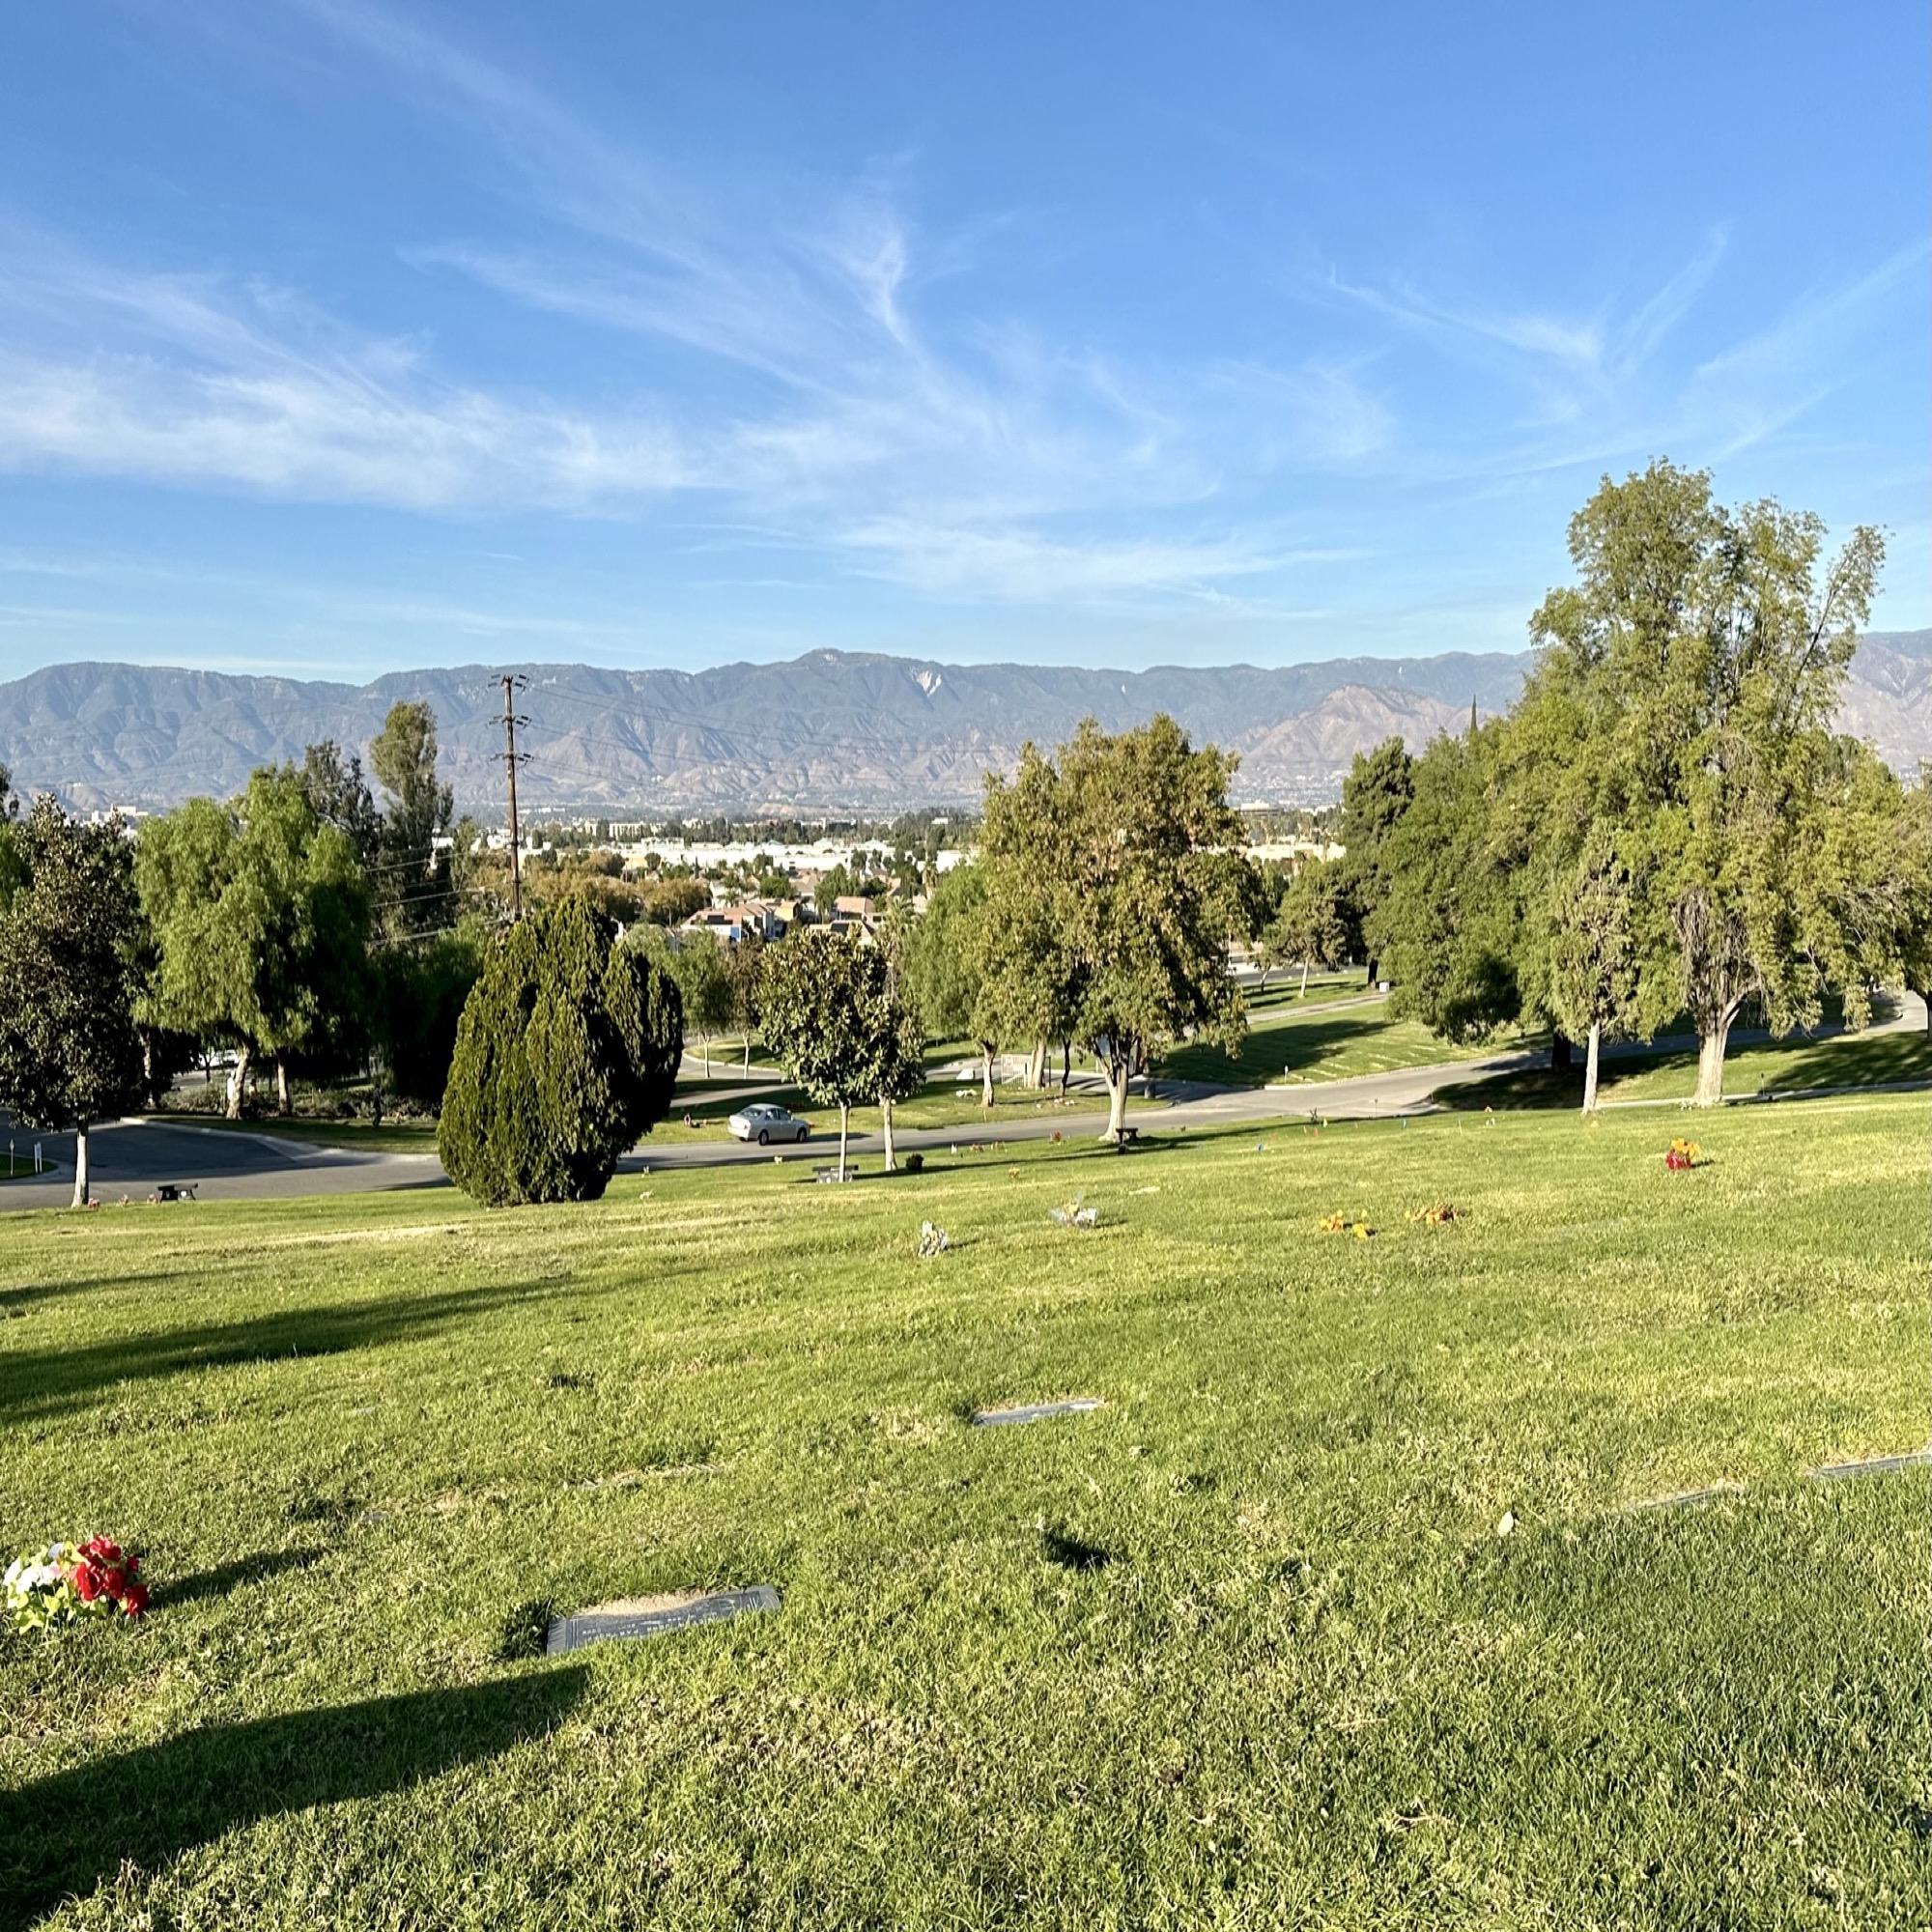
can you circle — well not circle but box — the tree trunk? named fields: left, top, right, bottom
left=71, top=1120, right=90, bottom=1209
left=1103, top=1055, right=1131, bottom=1142
left=1580, top=1020, right=1602, bottom=1116
left=226, top=1042, right=253, bottom=1120
left=1028, top=1039, right=1047, bottom=1089
left=1060, top=1041, right=1071, bottom=1097
left=276, top=1057, right=291, bottom=1114
left=980, top=1043, right=996, bottom=1109
left=743, top=1035, right=752, bottom=1071
left=1299, top=958, right=1310, bottom=999
left=838, top=1101, right=851, bottom=1182
left=1256, top=965, right=1269, bottom=991
left=1550, top=1033, right=1572, bottom=1072
left=702, top=1036, right=711, bottom=1078
left=1693, top=1022, right=1729, bottom=1107
left=880, top=1095, right=895, bottom=1173
left=141, top=1033, right=156, bottom=1110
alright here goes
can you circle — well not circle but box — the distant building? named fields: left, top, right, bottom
left=681, top=901, right=782, bottom=943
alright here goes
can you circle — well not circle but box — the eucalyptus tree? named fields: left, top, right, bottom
left=1528, top=462, right=1886, bottom=1103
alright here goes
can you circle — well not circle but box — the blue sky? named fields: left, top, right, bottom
left=1, top=1, right=1925, bottom=681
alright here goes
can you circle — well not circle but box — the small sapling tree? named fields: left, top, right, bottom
left=759, top=927, right=918, bottom=1179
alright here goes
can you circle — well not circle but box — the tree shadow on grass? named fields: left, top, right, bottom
left=155, top=1547, right=324, bottom=1609
left=0, top=1666, right=589, bottom=1928
left=0, top=1278, right=562, bottom=1421
left=1158, top=1011, right=1393, bottom=1087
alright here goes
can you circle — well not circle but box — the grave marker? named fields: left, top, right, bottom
left=972, top=1398, right=1103, bottom=1427
left=545, top=1585, right=781, bottom=1654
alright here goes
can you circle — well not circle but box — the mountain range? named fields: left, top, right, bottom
left=3, top=634, right=1927, bottom=815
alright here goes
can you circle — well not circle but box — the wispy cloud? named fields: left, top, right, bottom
left=0, top=0, right=1919, bottom=633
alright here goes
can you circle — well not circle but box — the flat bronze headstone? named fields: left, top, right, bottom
left=545, top=1585, right=780, bottom=1655
left=972, top=1398, right=1103, bottom=1428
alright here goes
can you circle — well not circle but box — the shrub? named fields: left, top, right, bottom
left=438, top=900, right=682, bottom=1205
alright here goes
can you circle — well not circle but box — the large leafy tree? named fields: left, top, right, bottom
left=982, top=715, right=1244, bottom=1142
left=136, top=769, right=372, bottom=1116
left=1529, top=462, right=1886, bottom=1103
left=0, top=799, right=146, bottom=1206
left=439, top=899, right=681, bottom=1205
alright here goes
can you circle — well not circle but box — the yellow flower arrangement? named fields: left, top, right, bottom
left=1319, top=1211, right=1375, bottom=1238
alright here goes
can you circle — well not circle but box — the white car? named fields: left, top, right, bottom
left=726, top=1102, right=810, bottom=1145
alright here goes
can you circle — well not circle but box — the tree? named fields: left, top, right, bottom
left=136, top=770, right=371, bottom=1116
left=1335, top=736, right=1413, bottom=982
left=757, top=927, right=918, bottom=1179
left=1529, top=462, right=1887, bottom=1103
left=867, top=905, right=928, bottom=1172
left=0, top=799, right=146, bottom=1206
left=668, top=933, right=734, bottom=1077
left=375, top=924, right=485, bottom=1108
left=1542, top=826, right=1642, bottom=1113
left=724, top=931, right=766, bottom=1069
left=1264, top=860, right=1350, bottom=997
left=902, top=862, right=1011, bottom=1105
left=438, top=898, right=681, bottom=1205
left=0, top=765, right=24, bottom=917
left=982, top=716, right=1244, bottom=1143
left=1367, top=726, right=1523, bottom=1044
left=1899, top=776, right=1932, bottom=1034
left=298, top=740, right=382, bottom=867
left=369, top=701, right=455, bottom=937
left=643, top=876, right=712, bottom=926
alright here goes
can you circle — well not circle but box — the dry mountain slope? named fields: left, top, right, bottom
left=2, top=634, right=1925, bottom=812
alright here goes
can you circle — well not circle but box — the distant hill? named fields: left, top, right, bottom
left=2, top=635, right=1926, bottom=814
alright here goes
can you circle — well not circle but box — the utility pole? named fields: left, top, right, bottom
left=500, top=673, right=526, bottom=919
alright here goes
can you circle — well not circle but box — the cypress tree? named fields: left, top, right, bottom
left=439, top=899, right=681, bottom=1205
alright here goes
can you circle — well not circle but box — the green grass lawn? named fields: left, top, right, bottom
left=1440, top=1022, right=1932, bottom=1112
left=2, top=1099, right=1926, bottom=1926
left=1158, top=997, right=1522, bottom=1088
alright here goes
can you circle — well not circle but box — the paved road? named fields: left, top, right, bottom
left=4, top=993, right=1920, bottom=1208
left=0, top=1117, right=441, bottom=1211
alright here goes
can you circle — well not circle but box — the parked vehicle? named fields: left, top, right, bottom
left=726, top=1102, right=810, bottom=1145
